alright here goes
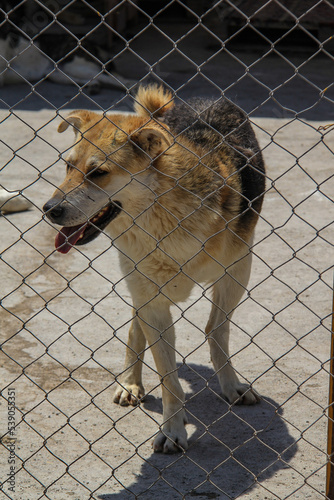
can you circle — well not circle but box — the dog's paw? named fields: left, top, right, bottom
left=113, top=383, right=145, bottom=406
left=153, top=413, right=188, bottom=453
left=223, top=382, right=260, bottom=406
left=153, top=428, right=188, bottom=454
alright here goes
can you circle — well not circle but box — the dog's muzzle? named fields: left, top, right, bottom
left=43, top=198, right=122, bottom=253
left=43, top=198, right=66, bottom=224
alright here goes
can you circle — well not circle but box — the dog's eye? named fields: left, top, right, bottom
left=88, top=168, right=108, bottom=178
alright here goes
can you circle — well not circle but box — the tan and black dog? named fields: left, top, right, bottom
left=43, top=85, right=265, bottom=453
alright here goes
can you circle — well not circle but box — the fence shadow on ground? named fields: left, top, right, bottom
left=100, top=363, right=297, bottom=499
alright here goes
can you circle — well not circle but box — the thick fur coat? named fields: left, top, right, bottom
left=44, top=85, right=265, bottom=453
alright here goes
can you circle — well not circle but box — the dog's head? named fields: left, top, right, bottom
left=43, top=109, right=173, bottom=253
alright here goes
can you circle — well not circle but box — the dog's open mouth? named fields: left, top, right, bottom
left=55, top=201, right=122, bottom=254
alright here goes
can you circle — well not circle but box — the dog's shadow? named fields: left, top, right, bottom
left=100, top=363, right=297, bottom=499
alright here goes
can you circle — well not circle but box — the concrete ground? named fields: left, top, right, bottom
left=1, top=16, right=334, bottom=500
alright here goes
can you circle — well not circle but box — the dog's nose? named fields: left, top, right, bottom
left=43, top=199, right=64, bottom=221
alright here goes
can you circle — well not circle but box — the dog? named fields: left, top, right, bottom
left=43, top=85, right=266, bottom=453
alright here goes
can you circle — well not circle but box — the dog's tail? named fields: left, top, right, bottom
left=134, top=85, right=174, bottom=118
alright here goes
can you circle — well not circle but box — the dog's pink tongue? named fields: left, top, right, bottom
left=55, top=224, right=87, bottom=254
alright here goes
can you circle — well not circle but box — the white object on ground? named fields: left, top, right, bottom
left=0, top=188, right=33, bottom=214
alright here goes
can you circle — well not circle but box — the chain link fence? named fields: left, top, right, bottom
left=0, top=0, right=334, bottom=498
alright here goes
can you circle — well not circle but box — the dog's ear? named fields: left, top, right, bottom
left=58, top=111, right=96, bottom=135
left=131, top=127, right=172, bottom=158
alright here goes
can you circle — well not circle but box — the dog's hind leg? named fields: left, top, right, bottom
left=206, top=251, right=260, bottom=405
left=113, top=313, right=146, bottom=406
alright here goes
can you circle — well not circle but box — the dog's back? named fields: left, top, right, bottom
left=135, top=86, right=265, bottom=234
left=165, top=97, right=265, bottom=218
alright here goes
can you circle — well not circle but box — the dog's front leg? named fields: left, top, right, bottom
left=137, top=302, right=188, bottom=453
left=113, top=313, right=146, bottom=406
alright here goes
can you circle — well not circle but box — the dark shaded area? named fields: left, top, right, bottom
left=0, top=1, right=333, bottom=119
left=99, top=363, right=296, bottom=499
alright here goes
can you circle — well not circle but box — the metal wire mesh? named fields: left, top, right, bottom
left=0, top=0, right=334, bottom=498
